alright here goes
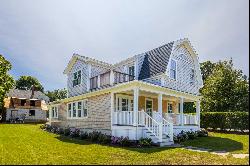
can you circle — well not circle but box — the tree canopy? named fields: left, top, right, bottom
left=0, top=55, right=15, bottom=109
left=45, top=88, right=67, bottom=102
left=15, top=76, right=44, bottom=92
left=200, top=59, right=249, bottom=112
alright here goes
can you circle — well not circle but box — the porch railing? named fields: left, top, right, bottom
left=165, top=113, right=197, bottom=125
left=112, top=111, right=134, bottom=125
left=90, top=70, right=135, bottom=91
left=114, top=71, right=135, bottom=84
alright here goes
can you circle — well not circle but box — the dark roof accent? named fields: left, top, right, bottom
left=138, top=42, right=174, bottom=80
left=7, top=89, right=49, bottom=103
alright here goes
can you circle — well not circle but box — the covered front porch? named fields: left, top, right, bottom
left=110, top=83, right=201, bottom=144
left=111, top=88, right=201, bottom=127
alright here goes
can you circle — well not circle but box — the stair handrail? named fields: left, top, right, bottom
left=140, top=111, right=161, bottom=138
left=154, top=113, right=174, bottom=142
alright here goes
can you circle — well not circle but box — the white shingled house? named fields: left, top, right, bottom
left=49, top=38, right=203, bottom=146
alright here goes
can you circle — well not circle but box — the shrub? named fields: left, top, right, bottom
left=186, top=131, right=198, bottom=140
left=111, top=136, right=122, bottom=145
left=98, top=134, right=111, bottom=144
left=201, top=112, right=249, bottom=131
left=64, top=128, right=70, bottom=136
left=89, top=131, right=101, bottom=142
left=51, top=126, right=58, bottom=133
left=70, top=128, right=80, bottom=138
left=40, top=124, right=46, bottom=130
left=196, top=129, right=208, bottom=137
left=120, top=137, right=131, bottom=147
left=56, top=128, right=65, bottom=135
left=79, top=131, right=89, bottom=140
left=138, top=137, right=152, bottom=147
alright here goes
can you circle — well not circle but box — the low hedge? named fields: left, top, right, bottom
left=201, top=112, right=249, bottom=131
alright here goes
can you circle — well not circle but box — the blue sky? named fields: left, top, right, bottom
left=0, top=0, right=249, bottom=91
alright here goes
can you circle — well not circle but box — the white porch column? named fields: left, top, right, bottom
left=196, top=100, right=201, bottom=129
left=180, top=97, right=184, bottom=126
left=158, top=93, right=163, bottom=119
left=158, top=93, right=163, bottom=142
left=133, top=88, right=139, bottom=126
left=111, top=92, right=115, bottom=125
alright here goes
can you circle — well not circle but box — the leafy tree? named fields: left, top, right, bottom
left=200, top=59, right=249, bottom=112
left=16, top=76, right=44, bottom=92
left=45, top=88, right=67, bottom=102
left=200, top=61, right=216, bottom=82
left=0, top=55, right=15, bottom=109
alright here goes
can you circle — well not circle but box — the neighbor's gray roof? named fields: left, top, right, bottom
left=138, top=42, right=174, bottom=80
left=7, top=89, right=49, bottom=103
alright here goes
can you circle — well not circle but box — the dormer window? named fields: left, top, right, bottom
left=190, top=68, right=195, bottom=83
left=73, top=70, right=81, bottom=87
left=170, top=59, right=177, bottom=80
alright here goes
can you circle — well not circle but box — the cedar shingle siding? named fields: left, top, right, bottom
left=139, top=42, right=174, bottom=80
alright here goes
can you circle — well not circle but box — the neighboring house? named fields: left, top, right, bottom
left=4, top=89, right=49, bottom=122
left=49, top=38, right=203, bottom=146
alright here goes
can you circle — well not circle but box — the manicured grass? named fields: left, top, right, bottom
left=0, top=124, right=249, bottom=165
left=181, top=132, right=249, bottom=154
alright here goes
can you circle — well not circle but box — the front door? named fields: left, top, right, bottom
left=145, top=99, right=153, bottom=116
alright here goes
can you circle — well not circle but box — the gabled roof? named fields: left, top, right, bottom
left=7, top=89, right=50, bottom=103
left=138, top=42, right=174, bottom=80
left=63, top=54, right=112, bottom=74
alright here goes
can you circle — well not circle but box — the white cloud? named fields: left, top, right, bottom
left=0, top=0, right=248, bottom=90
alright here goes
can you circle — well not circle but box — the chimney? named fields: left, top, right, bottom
left=31, top=85, right=35, bottom=99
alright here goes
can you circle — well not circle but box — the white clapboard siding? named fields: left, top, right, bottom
left=67, top=60, right=89, bottom=97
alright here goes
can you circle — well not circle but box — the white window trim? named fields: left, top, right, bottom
left=73, top=70, right=82, bottom=87
left=169, top=59, right=177, bottom=81
left=145, top=98, right=154, bottom=112
left=51, top=106, right=59, bottom=118
left=67, top=99, right=88, bottom=119
left=190, top=67, right=195, bottom=83
left=115, top=94, right=133, bottom=112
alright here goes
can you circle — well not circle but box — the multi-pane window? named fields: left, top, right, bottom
left=29, top=110, right=35, bottom=116
left=72, top=103, right=76, bottom=117
left=170, top=59, right=177, bottom=80
left=73, top=70, right=81, bottom=87
left=116, top=95, right=133, bottom=112
left=121, top=98, right=129, bottom=111
left=68, top=100, right=88, bottom=118
left=168, top=103, right=173, bottom=113
left=190, top=68, right=195, bottom=83
left=51, top=106, right=58, bottom=118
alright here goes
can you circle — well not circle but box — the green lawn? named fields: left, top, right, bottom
left=181, top=132, right=249, bottom=154
left=0, top=124, right=248, bottom=165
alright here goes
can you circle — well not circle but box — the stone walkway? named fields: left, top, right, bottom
left=183, top=146, right=249, bottom=158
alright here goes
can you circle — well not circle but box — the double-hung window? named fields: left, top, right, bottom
left=68, top=100, right=88, bottom=118
left=190, top=68, right=195, bottom=83
left=51, top=106, right=58, bottom=118
left=170, top=59, right=177, bottom=80
left=73, top=70, right=81, bottom=87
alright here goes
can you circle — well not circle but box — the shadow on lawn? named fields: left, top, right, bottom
left=55, top=135, right=178, bottom=154
left=55, top=134, right=244, bottom=153
left=181, top=136, right=244, bottom=153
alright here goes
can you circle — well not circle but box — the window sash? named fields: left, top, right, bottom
left=73, top=70, right=81, bottom=87
left=67, top=100, right=88, bottom=118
